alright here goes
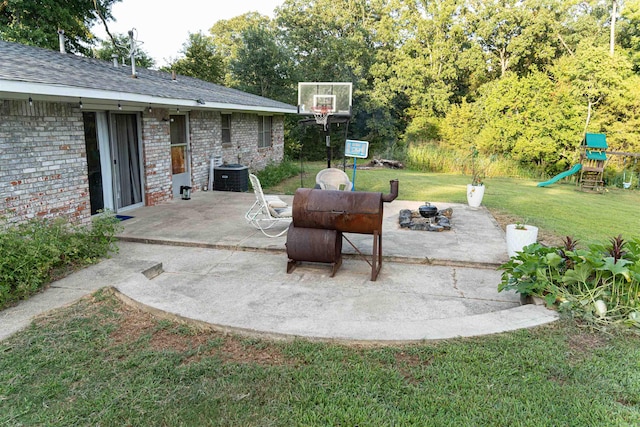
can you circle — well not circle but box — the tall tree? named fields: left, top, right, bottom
left=167, top=32, right=224, bottom=84
left=276, top=0, right=378, bottom=82
left=209, top=12, right=272, bottom=87
left=0, top=0, right=120, bottom=55
left=559, top=0, right=611, bottom=50
left=230, top=26, right=294, bottom=102
left=371, top=0, right=476, bottom=143
left=619, top=0, right=640, bottom=71
left=465, top=0, right=565, bottom=78
left=553, top=42, right=632, bottom=135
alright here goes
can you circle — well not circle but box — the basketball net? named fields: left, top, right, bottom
left=312, top=106, right=331, bottom=130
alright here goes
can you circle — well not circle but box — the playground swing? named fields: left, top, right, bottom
left=623, top=157, right=637, bottom=189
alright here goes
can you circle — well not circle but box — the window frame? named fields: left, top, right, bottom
left=258, top=115, right=273, bottom=148
left=221, top=113, right=231, bottom=145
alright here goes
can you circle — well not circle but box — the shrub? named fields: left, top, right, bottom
left=254, top=159, right=300, bottom=189
left=0, top=213, right=121, bottom=309
left=498, top=235, right=640, bottom=329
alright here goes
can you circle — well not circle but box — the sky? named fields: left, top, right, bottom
left=93, top=0, right=285, bottom=67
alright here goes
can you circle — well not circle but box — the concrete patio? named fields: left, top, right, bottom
left=1, top=189, right=559, bottom=343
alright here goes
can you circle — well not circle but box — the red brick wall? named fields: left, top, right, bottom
left=189, top=112, right=285, bottom=190
left=141, top=108, right=172, bottom=204
left=0, top=100, right=90, bottom=225
left=0, top=100, right=286, bottom=225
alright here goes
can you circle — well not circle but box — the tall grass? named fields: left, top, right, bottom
left=406, top=142, right=537, bottom=179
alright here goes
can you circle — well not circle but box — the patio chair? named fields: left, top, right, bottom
left=315, top=168, right=353, bottom=191
left=245, top=173, right=292, bottom=237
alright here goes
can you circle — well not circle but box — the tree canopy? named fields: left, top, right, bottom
left=0, top=0, right=120, bottom=55
left=5, top=0, right=640, bottom=172
left=166, top=32, right=224, bottom=84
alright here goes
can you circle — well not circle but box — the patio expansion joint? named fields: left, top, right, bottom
left=116, top=236, right=503, bottom=270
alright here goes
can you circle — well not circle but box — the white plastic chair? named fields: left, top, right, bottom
left=244, top=173, right=292, bottom=237
left=315, top=168, right=353, bottom=191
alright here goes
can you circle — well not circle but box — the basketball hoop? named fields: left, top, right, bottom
left=312, top=106, right=331, bottom=129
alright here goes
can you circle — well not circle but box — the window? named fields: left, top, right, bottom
left=258, top=116, right=272, bottom=148
left=221, top=114, right=231, bottom=144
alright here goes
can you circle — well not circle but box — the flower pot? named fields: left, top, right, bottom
left=506, top=224, right=539, bottom=257
left=466, top=184, right=485, bottom=208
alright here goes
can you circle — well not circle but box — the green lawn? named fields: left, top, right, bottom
left=1, top=289, right=639, bottom=426
left=270, top=162, right=640, bottom=246
left=2, top=166, right=640, bottom=426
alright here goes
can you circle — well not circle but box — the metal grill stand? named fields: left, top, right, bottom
left=285, top=180, right=398, bottom=281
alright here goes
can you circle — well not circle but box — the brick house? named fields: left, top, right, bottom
left=0, top=40, right=296, bottom=225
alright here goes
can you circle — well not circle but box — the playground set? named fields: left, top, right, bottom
left=537, top=133, right=640, bottom=191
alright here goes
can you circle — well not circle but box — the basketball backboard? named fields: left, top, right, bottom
left=298, top=82, right=352, bottom=117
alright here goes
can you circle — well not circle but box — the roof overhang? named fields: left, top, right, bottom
left=0, top=80, right=297, bottom=115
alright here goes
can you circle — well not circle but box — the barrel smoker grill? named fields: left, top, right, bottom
left=286, top=180, right=399, bottom=281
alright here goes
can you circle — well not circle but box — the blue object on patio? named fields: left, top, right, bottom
left=115, top=215, right=134, bottom=221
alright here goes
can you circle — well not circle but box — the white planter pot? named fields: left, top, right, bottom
left=506, top=224, right=539, bottom=257
left=467, top=184, right=485, bottom=208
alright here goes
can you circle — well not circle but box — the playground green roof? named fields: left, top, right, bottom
left=583, top=133, right=608, bottom=149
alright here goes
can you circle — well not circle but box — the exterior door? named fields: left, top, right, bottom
left=111, top=113, right=143, bottom=211
left=170, top=114, right=191, bottom=197
left=83, top=112, right=113, bottom=214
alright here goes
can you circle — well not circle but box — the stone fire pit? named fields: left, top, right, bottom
left=398, top=206, right=453, bottom=232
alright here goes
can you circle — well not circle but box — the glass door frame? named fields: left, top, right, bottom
left=109, top=112, right=145, bottom=212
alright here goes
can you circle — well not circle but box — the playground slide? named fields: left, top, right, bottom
left=537, top=164, right=582, bottom=187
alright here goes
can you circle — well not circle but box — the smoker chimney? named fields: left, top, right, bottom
left=382, top=179, right=399, bottom=203
left=57, top=29, right=66, bottom=54
left=111, top=54, right=118, bottom=67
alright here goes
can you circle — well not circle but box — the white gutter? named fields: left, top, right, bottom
left=0, top=80, right=298, bottom=115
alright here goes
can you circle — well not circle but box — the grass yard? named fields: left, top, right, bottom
left=1, top=289, right=639, bottom=426
left=2, top=164, right=640, bottom=425
left=270, top=162, right=640, bottom=246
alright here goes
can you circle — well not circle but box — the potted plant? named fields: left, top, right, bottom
left=505, top=221, right=539, bottom=258
left=466, top=148, right=485, bottom=208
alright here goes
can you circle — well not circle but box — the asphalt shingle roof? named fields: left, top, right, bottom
left=0, top=40, right=297, bottom=113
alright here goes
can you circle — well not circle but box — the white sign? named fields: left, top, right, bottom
left=345, top=139, right=369, bottom=158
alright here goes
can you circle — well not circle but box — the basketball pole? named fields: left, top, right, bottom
left=324, top=118, right=331, bottom=169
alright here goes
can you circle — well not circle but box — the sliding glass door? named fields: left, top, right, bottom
left=111, top=113, right=143, bottom=210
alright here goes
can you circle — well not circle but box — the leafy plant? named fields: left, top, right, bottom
left=254, top=159, right=300, bottom=189
left=514, top=221, right=527, bottom=230
left=0, top=213, right=121, bottom=309
left=499, top=235, right=640, bottom=329
left=469, top=147, right=485, bottom=186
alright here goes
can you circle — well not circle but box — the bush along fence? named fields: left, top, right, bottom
left=499, top=235, right=640, bottom=329
left=0, top=213, right=122, bottom=310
